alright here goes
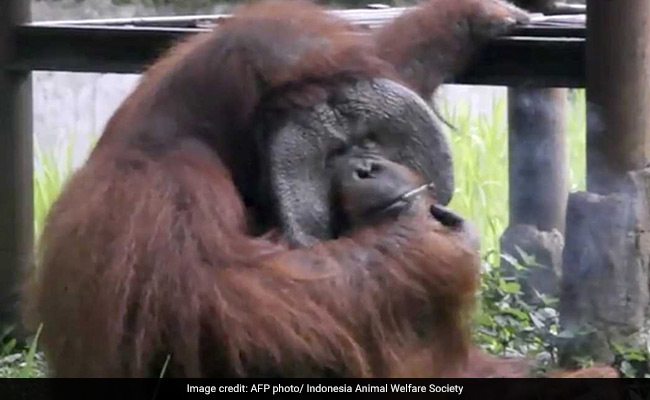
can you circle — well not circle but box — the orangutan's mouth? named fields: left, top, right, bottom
left=372, top=182, right=464, bottom=229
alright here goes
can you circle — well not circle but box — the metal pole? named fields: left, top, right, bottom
left=586, top=0, right=650, bottom=194
left=0, top=0, right=33, bottom=334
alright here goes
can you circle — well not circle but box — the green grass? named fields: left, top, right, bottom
left=9, top=88, right=587, bottom=378
left=442, top=94, right=510, bottom=263
left=566, top=90, right=587, bottom=192
left=0, top=325, right=47, bottom=378
left=443, top=89, right=586, bottom=262
left=34, top=135, right=99, bottom=238
left=34, top=141, right=74, bottom=238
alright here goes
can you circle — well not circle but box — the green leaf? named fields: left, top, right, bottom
left=499, top=280, right=521, bottom=294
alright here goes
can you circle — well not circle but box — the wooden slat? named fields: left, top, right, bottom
left=11, top=23, right=586, bottom=87
left=28, top=7, right=412, bottom=29
left=14, top=6, right=587, bottom=86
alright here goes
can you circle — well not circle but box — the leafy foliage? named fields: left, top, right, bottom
left=473, top=250, right=561, bottom=375
left=0, top=325, right=47, bottom=378
left=474, top=247, right=650, bottom=378
left=612, top=343, right=650, bottom=378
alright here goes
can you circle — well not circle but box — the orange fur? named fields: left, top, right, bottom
left=22, top=0, right=616, bottom=379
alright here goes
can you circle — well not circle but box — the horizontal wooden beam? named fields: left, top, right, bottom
left=9, top=7, right=586, bottom=87
left=11, top=25, right=194, bottom=75
left=459, top=36, right=584, bottom=88
left=28, top=5, right=585, bottom=30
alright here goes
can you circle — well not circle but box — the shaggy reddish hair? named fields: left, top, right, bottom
left=23, top=0, right=617, bottom=379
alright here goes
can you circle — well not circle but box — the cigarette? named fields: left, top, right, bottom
left=370, top=182, right=436, bottom=217
left=398, top=182, right=436, bottom=202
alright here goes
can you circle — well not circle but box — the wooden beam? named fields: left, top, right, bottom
left=0, top=0, right=32, bottom=335
left=586, top=0, right=650, bottom=193
left=9, top=25, right=586, bottom=87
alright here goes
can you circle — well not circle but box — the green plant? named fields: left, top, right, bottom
left=34, top=134, right=98, bottom=239
left=566, top=89, right=586, bottom=192
left=473, top=250, right=561, bottom=375
left=612, top=343, right=650, bottom=378
left=474, top=247, right=650, bottom=379
left=441, top=88, right=587, bottom=260
left=441, top=94, right=509, bottom=264
left=34, top=138, right=75, bottom=238
left=0, top=324, right=47, bottom=378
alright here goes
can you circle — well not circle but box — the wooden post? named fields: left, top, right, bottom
left=507, top=0, right=569, bottom=234
left=558, top=0, right=650, bottom=366
left=508, top=87, right=568, bottom=233
left=500, top=0, right=568, bottom=304
left=0, top=0, right=33, bottom=334
left=586, top=0, right=650, bottom=194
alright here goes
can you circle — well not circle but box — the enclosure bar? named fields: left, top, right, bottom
left=586, top=0, right=650, bottom=194
left=9, top=25, right=586, bottom=87
left=0, top=0, right=33, bottom=335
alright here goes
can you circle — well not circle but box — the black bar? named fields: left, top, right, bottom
left=457, top=37, right=585, bottom=88
left=514, top=26, right=584, bottom=38
left=0, top=0, right=33, bottom=336
left=0, top=378, right=635, bottom=400
left=10, top=25, right=586, bottom=87
left=11, top=25, right=194, bottom=74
